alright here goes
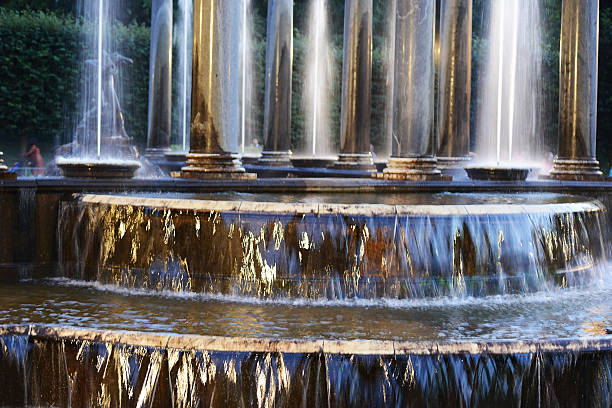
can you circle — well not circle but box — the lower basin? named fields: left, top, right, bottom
left=1, top=189, right=611, bottom=406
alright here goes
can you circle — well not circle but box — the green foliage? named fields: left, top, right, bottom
left=599, top=7, right=612, bottom=172
left=0, top=9, right=82, bottom=144
left=0, top=8, right=150, bottom=154
left=1, top=0, right=152, bottom=25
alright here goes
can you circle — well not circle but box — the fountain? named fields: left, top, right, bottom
left=56, top=0, right=141, bottom=179
left=293, top=0, right=337, bottom=168
left=0, top=0, right=610, bottom=405
left=467, top=0, right=545, bottom=181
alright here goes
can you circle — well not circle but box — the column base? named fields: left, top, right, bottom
left=257, top=151, right=293, bottom=167
left=380, top=157, right=447, bottom=181
left=436, top=156, right=472, bottom=169
left=547, top=158, right=604, bottom=181
left=329, top=153, right=376, bottom=171
left=145, top=148, right=172, bottom=163
left=436, top=155, right=473, bottom=179
left=181, top=153, right=256, bottom=180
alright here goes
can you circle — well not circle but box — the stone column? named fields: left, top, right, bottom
left=182, top=0, right=255, bottom=180
left=550, top=0, right=603, bottom=180
left=145, top=0, right=172, bottom=162
left=436, top=0, right=472, bottom=169
left=331, top=0, right=375, bottom=171
left=259, top=0, right=293, bottom=166
left=383, top=0, right=442, bottom=180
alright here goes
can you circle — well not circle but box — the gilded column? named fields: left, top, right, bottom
left=331, top=0, right=376, bottom=171
left=259, top=0, right=293, bottom=166
left=182, top=0, right=255, bottom=179
left=550, top=0, right=603, bottom=180
left=383, top=0, right=442, bottom=180
left=436, top=0, right=472, bottom=169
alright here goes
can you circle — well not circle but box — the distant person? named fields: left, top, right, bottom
left=23, top=138, right=44, bottom=176
left=251, top=138, right=262, bottom=150
left=369, top=144, right=376, bottom=160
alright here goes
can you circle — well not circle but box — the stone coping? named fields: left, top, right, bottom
left=1, top=177, right=611, bottom=196
left=78, top=194, right=603, bottom=217
left=1, top=325, right=611, bottom=356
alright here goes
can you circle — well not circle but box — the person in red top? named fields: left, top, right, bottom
left=23, top=138, right=44, bottom=176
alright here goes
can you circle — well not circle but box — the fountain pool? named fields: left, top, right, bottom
left=0, top=188, right=609, bottom=406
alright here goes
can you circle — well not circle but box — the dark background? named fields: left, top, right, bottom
left=0, top=0, right=610, bottom=173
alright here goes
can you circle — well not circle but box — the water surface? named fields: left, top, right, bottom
left=2, top=271, right=611, bottom=342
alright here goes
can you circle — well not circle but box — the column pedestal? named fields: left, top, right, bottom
left=549, top=158, right=603, bottom=181
left=383, top=158, right=443, bottom=181
left=258, top=151, right=292, bottom=167
left=331, top=153, right=376, bottom=171
left=181, top=153, right=255, bottom=180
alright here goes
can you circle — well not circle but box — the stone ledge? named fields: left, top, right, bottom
left=1, top=324, right=611, bottom=356
left=78, top=193, right=603, bottom=218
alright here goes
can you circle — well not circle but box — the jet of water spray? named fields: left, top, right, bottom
left=507, top=0, right=520, bottom=162
left=241, top=0, right=248, bottom=154
left=182, top=0, right=189, bottom=152
left=495, top=3, right=504, bottom=166
left=311, top=0, right=323, bottom=157
left=96, top=0, right=104, bottom=159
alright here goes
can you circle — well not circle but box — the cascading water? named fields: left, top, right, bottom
left=475, top=0, right=545, bottom=166
left=55, top=193, right=608, bottom=300
left=0, top=326, right=610, bottom=407
left=303, top=0, right=334, bottom=157
left=173, top=0, right=193, bottom=152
